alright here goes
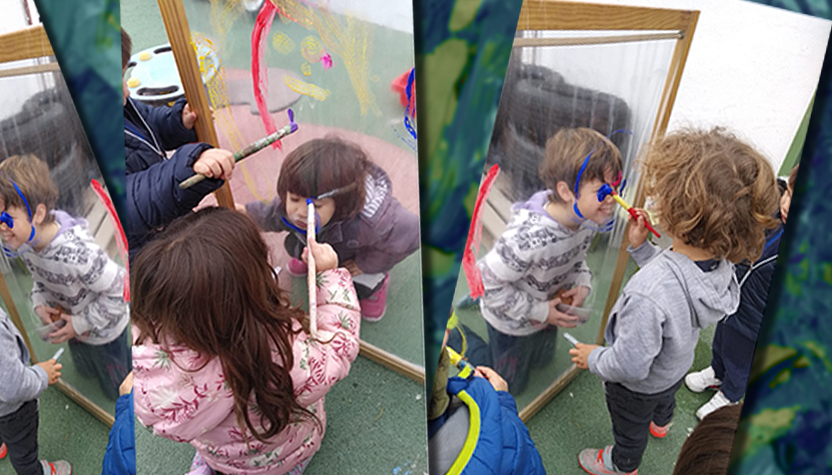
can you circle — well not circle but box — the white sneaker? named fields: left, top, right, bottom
left=685, top=366, right=722, bottom=393
left=696, top=391, right=737, bottom=420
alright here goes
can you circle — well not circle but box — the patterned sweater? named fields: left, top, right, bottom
left=478, top=191, right=594, bottom=336
left=133, top=268, right=361, bottom=475
left=22, top=210, right=128, bottom=346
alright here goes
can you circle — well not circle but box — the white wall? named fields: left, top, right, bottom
left=325, top=0, right=413, bottom=34
left=0, top=0, right=44, bottom=122
left=589, top=0, right=830, bottom=172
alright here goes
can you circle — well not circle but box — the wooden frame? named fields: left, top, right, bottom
left=157, top=0, right=427, bottom=383
left=0, top=24, right=117, bottom=427
left=509, top=0, right=698, bottom=422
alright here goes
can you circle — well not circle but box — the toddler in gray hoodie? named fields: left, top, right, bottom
left=569, top=128, right=781, bottom=475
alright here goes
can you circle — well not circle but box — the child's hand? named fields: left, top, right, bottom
left=569, top=343, right=599, bottom=370
left=342, top=260, right=363, bottom=277
left=119, top=371, right=134, bottom=396
left=235, top=203, right=247, bottom=214
left=182, top=103, right=198, bottom=130
left=35, top=359, right=63, bottom=385
left=627, top=208, right=652, bottom=248
left=302, top=239, right=339, bottom=272
left=34, top=305, right=61, bottom=325
left=547, top=299, right=580, bottom=328
left=561, top=286, right=590, bottom=308
left=193, top=149, right=235, bottom=181
left=475, top=366, right=509, bottom=392
left=49, top=314, right=77, bottom=344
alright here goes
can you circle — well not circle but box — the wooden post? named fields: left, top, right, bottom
left=157, top=0, right=235, bottom=208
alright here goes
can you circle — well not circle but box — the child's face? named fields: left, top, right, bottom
left=780, top=186, right=792, bottom=223
left=122, top=67, right=129, bottom=106
left=575, top=168, right=616, bottom=225
left=0, top=202, right=33, bottom=250
left=285, top=192, right=336, bottom=230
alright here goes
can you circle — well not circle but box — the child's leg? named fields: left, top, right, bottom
left=529, top=326, right=558, bottom=369
left=71, top=330, right=130, bottom=401
left=651, top=379, right=684, bottom=427
left=486, top=323, right=534, bottom=395
left=604, top=382, right=665, bottom=472
left=0, top=400, right=42, bottom=475
left=714, top=325, right=757, bottom=402
left=68, top=338, right=95, bottom=378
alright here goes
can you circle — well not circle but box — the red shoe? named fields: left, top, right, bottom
left=361, top=274, right=390, bottom=322
left=649, top=421, right=669, bottom=438
left=0, top=443, right=6, bottom=459
left=41, top=460, right=72, bottom=475
left=286, top=258, right=308, bottom=277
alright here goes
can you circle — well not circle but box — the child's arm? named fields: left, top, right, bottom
left=131, top=97, right=198, bottom=151
left=352, top=201, right=420, bottom=275
left=63, top=251, right=126, bottom=340
left=585, top=293, right=665, bottom=383
left=0, top=326, right=50, bottom=403
left=244, top=196, right=291, bottom=233
left=627, top=209, right=661, bottom=267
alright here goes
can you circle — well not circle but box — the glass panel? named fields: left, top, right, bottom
left=0, top=56, right=126, bottom=416
left=448, top=34, right=676, bottom=410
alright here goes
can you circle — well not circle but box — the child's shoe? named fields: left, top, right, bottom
left=684, top=366, right=721, bottom=393
left=696, top=390, right=737, bottom=420
left=41, top=460, right=72, bottom=475
left=185, top=451, right=215, bottom=475
left=0, top=443, right=6, bottom=459
left=578, top=445, right=638, bottom=475
left=649, top=421, right=669, bottom=438
left=361, top=274, right=390, bottom=322
left=287, top=258, right=308, bottom=277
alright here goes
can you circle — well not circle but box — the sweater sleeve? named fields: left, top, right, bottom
left=70, top=247, right=127, bottom=338
left=628, top=241, right=662, bottom=268
left=133, top=98, right=198, bottom=150
left=352, top=200, right=421, bottom=275
left=586, top=292, right=665, bottom=383
left=0, top=326, right=48, bottom=404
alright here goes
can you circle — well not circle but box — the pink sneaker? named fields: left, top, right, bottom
left=578, top=446, right=637, bottom=475
left=287, top=258, right=308, bottom=277
left=649, top=421, right=669, bottom=438
left=361, top=274, right=390, bottom=322
left=41, top=460, right=72, bottom=475
left=0, top=443, right=6, bottom=459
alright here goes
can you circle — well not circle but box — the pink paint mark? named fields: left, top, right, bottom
left=463, top=164, right=500, bottom=299
left=321, top=52, right=333, bottom=69
left=91, top=179, right=130, bottom=302
left=252, top=1, right=282, bottom=150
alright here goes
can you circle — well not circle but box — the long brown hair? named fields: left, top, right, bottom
left=673, top=403, right=743, bottom=475
left=131, top=206, right=317, bottom=443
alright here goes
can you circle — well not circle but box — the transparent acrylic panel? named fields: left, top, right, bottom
left=0, top=56, right=126, bottom=417
left=125, top=0, right=423, bottom=368
left=449, top=35, right=676, bottom=410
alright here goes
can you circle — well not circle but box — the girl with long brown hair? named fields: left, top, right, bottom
left=130, top=206, right=361, bottom=475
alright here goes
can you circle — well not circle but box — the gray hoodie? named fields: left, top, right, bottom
left=587, top=241, right=740, bottom=394
left=0, top=308, right=48, bottom=418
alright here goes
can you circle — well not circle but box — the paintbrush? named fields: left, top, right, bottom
left=307, top=198, right=318, bottom=339
left=179, top=109, right=299, bottom=190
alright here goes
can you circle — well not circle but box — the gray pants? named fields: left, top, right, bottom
left=0, top=400, right=41, bottom=475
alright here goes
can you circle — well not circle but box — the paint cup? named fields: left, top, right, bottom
left=35, top=319, right=67, bottom=342
left=556, top=303, right=592, bottom=326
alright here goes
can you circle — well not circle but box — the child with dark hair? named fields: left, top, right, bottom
left=472, top=127, right=623, bottom=394
left=0, top=154, right=129, bottom=402
left=672, top=403, right=743, bottom=475
left=569, top=127, right=780, bottom=475
left=685, top=163, right=799, bottom=420
left=131, top=206, right=361, bottom=475
left=122, top=27, right=235, bottom=258
left=243, top=136, right=420, bottom=321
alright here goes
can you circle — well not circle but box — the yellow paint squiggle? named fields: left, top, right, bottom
left=300, top=36, right=325, bottom=63
left=283, top=75, right=330, bottom=101
left=272, top=31, right=295, bottom=55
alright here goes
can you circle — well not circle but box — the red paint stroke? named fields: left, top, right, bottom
left=91, top=179, right=130, bottom=302
left=320, top=52, right=333, bottom=69
left=252, top=1, right=282, bottom=150
left=463, top=164, right=500, bottom=299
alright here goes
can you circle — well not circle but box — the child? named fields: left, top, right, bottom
left=569, top=127, right=780, bottom=475
left=428, top=326, right=546, bottom=475
left=672, top=403, right=743, bottom=475
left=122, top=28, right=235, bottom=259
left=0, top=155, right=130, bottom=402
left=473, top=127, right=623, bottom=394
left=101, top=372, right=135, bottom=475
left=0, top=306, right=70, bottom=475
left=131, top=207, right=361, bottom=475
left=685, top=163, right=799, bottom=420
left=243, top=136, right=420, bottom=321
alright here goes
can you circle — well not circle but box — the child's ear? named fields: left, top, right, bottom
left=33, top=204, right=48, bottom=225
left=556, top=181, right=574, bottom=202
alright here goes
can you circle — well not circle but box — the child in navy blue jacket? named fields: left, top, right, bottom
left=122, top=28, right=235, bottom=259
left=685, top=164, right=798, bottom=420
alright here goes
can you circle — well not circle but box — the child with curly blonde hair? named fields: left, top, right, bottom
left=569, top=128, right=780, bottom=475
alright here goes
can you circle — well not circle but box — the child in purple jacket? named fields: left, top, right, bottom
left=244, top=136, right=420, bottom=321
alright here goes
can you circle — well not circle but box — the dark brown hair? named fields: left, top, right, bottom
left=640, top=127, right=780, bottom=263
left=673, top=403, right=743, bottom=475
left=121, top=28, right=132, bottom=71
left=131, top=206, right=318, bottom=443
left=277, top=137, right=369, bottom=221
left=540, top=127, right=623, bottom=204
left=788, top=163, right=800, bottom=192
left=0, top=155, right=58, bottom=224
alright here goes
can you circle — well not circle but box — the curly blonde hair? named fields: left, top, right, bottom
left=640, top=128, right=780, bottom=263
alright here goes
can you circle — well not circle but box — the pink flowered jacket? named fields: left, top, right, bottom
left=132, top=269, right=360, bottom=475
